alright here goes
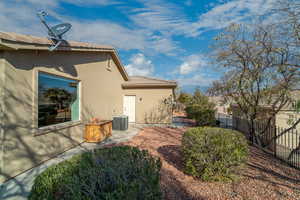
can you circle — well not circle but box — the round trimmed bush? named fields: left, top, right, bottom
left=29, top=146, right=162, bottom=200
left=182, top=127, right=248, bottom=182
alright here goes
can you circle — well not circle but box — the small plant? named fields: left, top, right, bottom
left=182, top=127, right=248, bottom=182
left=29, top=146, right=162, bottom=200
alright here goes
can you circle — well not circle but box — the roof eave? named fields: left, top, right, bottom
left=122, top=83, right=177, bottom=89
left=0, top=40, right=114, bottom=52
left=110, top=50, right=129, bottom=81
left=0, top=40, right=18, bottom=50
left=0, top=40, right=129, bottom=81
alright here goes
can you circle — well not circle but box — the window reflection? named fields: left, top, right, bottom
left=38, top=73, right=79, bottom=127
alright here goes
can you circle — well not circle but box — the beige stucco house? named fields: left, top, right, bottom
left=208, top=96, right=230, bottom=114
left=0, top=31, right=176, bottom=183
left=231, top=89, right=300, bottom=131
left=231, top=91, right=300, bottom=153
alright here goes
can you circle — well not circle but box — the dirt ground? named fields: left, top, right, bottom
left=120, top=127, right=300, bottom=200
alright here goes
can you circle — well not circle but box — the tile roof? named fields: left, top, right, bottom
left=0, top=31, right=113, bottom=50
left=0, top=31, right=129, bottom=80
left=130, top=76, right=176, bottom=84
left=122, top=76, right=177, bottom=88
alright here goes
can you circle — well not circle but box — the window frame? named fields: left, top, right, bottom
left=33, top=70, right=82, bottom=135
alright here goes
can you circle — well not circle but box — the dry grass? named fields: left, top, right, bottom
left=119, top=127, right=300, bottom=200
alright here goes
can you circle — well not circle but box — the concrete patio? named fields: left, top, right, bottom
left=0, top=125, right=142, bottom=200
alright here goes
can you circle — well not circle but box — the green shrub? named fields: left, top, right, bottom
left=185, top=105, right=216, bottom=126
left=184, top=89, right=217, bottom=126
left=29, top=146, right=162, bottom=200
left=182, top=127, right=248, bottom=182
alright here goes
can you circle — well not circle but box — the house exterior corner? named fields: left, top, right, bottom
left=0, top=31, right=177, bottom=183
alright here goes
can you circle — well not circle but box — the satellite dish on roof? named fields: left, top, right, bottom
left=37, top=10, right=72, bottom=51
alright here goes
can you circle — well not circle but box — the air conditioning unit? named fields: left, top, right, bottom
left=112, top=115, right=128, bottom=130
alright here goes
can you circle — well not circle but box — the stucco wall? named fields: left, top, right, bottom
left=1, top=50, right=124, bottom=183
left=276, top=111, right=300, bottom=131
left=275, top=111, right=300, bottom=149
left=232, top=106, right=299, bottom=151
left=123, top=88, right=173, bottom=124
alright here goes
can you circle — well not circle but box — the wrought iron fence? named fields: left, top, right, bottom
left=216, top=113, right=233, bottom=129
left=216, top=113, right=300, bottom=169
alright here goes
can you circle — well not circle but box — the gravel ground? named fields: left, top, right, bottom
left=119, top=127, right=300, bottom=200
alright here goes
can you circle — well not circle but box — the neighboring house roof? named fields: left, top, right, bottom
left=229, top=89, right=300, bottom=112
left=0, top=31, right=129, bottom=81
left=122, top=76, right=177, bottom=89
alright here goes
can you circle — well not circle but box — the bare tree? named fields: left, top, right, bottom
left=275, top=0, right=300, bottom=45
left=209, top=22, right=300, bottom=147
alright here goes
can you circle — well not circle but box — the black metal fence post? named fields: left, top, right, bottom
left=216, top=112, right=300, bottom=170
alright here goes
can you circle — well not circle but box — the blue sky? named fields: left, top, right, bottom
left=0, top=0, right=276, bottom=93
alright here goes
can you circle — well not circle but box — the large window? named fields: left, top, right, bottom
left=38, top=72, right=80, bottom=128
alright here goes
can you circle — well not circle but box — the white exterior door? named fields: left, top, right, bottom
left=123, top=95, right=136, bottom=123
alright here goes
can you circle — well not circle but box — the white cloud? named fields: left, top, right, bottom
left=0, top=2, right=43, bottom=35
left=129, top=0, right=200, bottom=37
left=0, top=0, right=279, bottom=57
left=26, top=0, right=59, bottom=7
left=69, top=20, right=148, bottom=50
left=0, top=1, right=178, bottom=55
left=0, top=0, right=120, bottom=36
left=195, top=0, right=277, bottom=33
left=125, top=53, right=154, bottom=76
left=26, top=0, right=120, bottom=7
left=178, top=74, right=215, bottom=87
left=185, top=0, right=192, bottom=6
left=178, top=54, right=208, bottom=75
left=128, top=0, right=277, bottom=41
left=174, top=53, right=220, bottom=88
left=62, top=0, right=121, bottom=6
left=64, top=19, right=179, bottom=54
left=148, top=35, right=179, bottom=56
